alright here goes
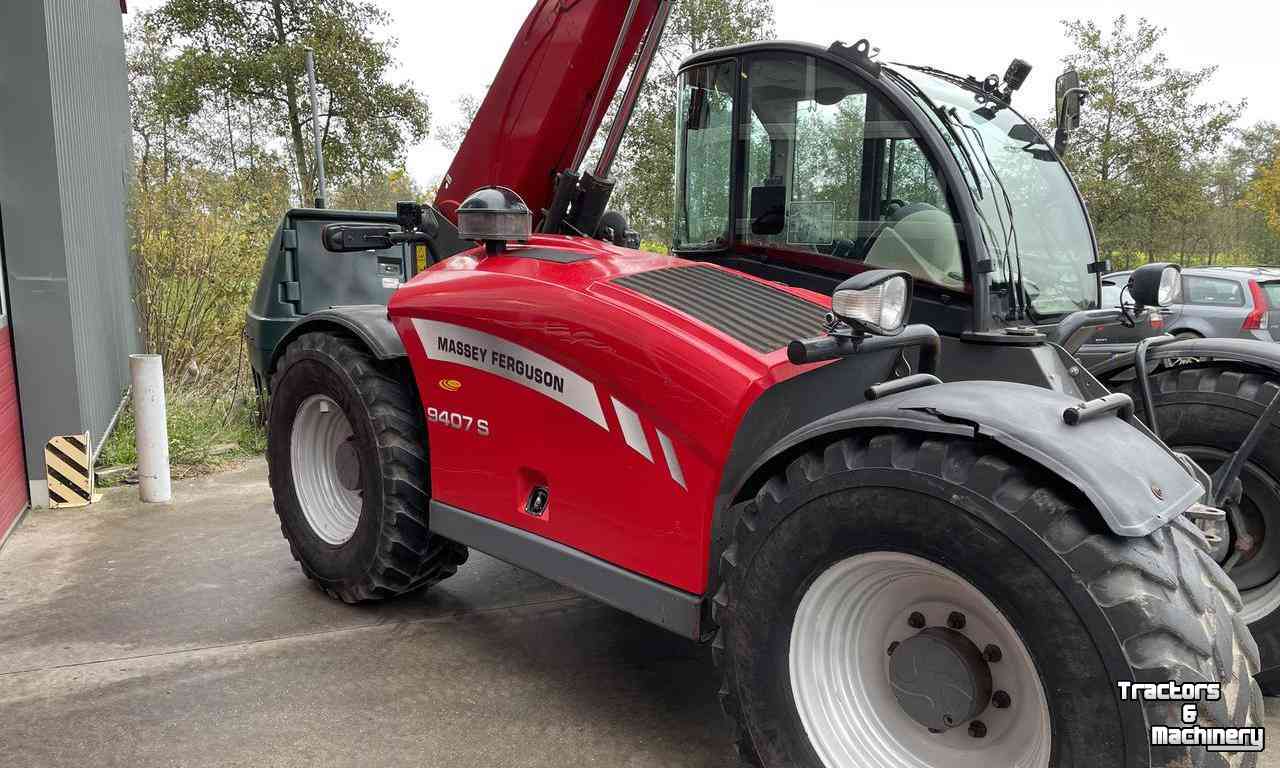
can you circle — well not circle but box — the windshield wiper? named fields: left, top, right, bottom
left=883, top=68, right=983, bottom=197
left=949, top=110, right=1029, bottom=321
left=885, top=67, right=1027, bottom=319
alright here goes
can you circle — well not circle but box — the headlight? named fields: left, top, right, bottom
left=831, top=270, right=913, bottom=336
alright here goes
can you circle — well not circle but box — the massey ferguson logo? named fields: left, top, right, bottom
left=438, top=378, right=462, bottom=392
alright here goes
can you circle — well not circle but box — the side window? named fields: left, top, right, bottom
left=738, top=54, right=963, bottom=290
left=1183, top=276, right=1245, bottom=306
left=674, top=61, right=737, bottom=250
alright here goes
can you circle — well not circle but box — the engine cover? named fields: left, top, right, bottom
left=387, top=236, right=839, bottom=594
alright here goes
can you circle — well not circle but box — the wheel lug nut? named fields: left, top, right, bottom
left=984, top=644, right=1002, bottom=663
left=908, top=611, right=926, bottom=629
left=887, top=641, right=900, bottom=656
left=947, top=611, right=966, bottom=630
left=993, top=690, right=1011, bottom=709
left=968, top=720, right=987, bottom=738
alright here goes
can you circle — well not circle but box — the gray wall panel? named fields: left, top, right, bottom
left=1, top=0, right=137, bottom=497
left=44, top=0, right=136, bottom=452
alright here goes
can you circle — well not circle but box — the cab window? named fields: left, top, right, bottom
left=674, top=60, right=737, bottom=250
left=737, top=54, right=964, bottom=291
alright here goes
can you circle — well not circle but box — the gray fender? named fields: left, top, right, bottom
left=731, top=379, right=1201, bottom=539
left=1091, top=336, right=1280, bottom=380
left=270, top=304, right=405, bottom=374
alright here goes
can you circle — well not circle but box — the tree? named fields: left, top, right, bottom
left=1059, top=16, right=1241, bottom=263
left=330, top=167, right=426, bottom=211
left=1250, top=155, right=1280, bottom=241
left=610, top=0, right=776, bottom=241
left=435, top=91, right=485, bottom=153
left=147, top=0, right=429, bottom=204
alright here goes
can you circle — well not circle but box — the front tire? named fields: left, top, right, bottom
left=267, top=332, right=466, bottom=603
left=713, top=432, right=1261, bottom=767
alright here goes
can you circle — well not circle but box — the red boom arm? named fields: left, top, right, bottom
left=434, top=0, right=664, bottom=225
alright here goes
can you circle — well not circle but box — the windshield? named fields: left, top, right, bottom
left=891, top=67, right=1099, bottom=320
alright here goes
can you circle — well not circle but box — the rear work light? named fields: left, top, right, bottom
left=1243, top=279, right=1269, bottom=331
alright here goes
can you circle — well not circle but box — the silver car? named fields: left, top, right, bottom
left=1103, top=266, right=1280, bottom=342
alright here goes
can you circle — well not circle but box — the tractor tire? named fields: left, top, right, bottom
left=1115, top=364, right=1280, bottom=682
left=267, top=332, right=466, bottom=603
left=713, top=431, right=1262, bottom=768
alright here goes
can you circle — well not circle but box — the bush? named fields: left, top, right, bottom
left=97, top=385, right=265, bottom=483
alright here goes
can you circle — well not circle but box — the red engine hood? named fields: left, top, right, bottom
left=390, top=236, right=831, bottom=371
left=386, top=235, right=833, bottom=594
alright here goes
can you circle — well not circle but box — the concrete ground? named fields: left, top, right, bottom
left=0, top=459, right=1276, bottom=767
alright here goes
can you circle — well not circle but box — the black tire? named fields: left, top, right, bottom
left=1115, top=364, right=1280, bottom=682
left=267, top=332, right=466, bottom=603
left=713, top=431, right=1262, bottom=767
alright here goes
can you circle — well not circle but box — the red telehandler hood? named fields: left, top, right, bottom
left=433, top=0, right=664, bottom=225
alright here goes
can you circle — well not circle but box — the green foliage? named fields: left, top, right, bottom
left=1250, top=154, right=1280, bottom=241
left=139, top=0, right=429, bottom=204
left=96, top=389, right=265, bottom=482
left=330, top=167, right=425, bottom=211
left=638, top=240, right=670, bottom=254
left=1057, top=16, right=1280, bottom=266
left=132, top=157, right=290, bottom=383
left=612, top=0, right=776, bottom=241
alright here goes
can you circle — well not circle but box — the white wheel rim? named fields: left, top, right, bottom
left=290, top=394, right=363, bottom=545
left=789, top=551, right=1051, bottom=768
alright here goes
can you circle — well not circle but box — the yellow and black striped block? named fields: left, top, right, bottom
left=46, top=433, right=93, bottom=508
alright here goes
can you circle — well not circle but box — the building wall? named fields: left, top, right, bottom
left=0, top=0, right=136, bottom=507
left=0, top=326, right=26, bottom=536
left=45, top=0, right=136, bottom=449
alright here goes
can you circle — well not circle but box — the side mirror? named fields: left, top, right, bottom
left=832, top=269, right=913, bottom=336
left=321, top=224, right=396, bottom=252
left=1128, top=263, right=1181, bottom=308
left=1054, top=68, right=1086, bottom=155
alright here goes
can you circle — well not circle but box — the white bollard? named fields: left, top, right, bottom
left=130, top=354, right=172, bottom=503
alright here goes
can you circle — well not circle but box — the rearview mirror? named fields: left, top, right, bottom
left=1054, top=68, right=1086, bottom=155
left=1128, top=262, right=1181, bottom=308
left=322, top=224, right=396, bottom=252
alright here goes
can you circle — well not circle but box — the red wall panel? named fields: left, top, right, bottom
left=0, top=327, right=27, bottom=535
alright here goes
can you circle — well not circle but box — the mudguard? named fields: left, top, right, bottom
left=269, top=304, right=405, bottom=375
left=1090, top=336, right=1280, bottom=380
left=731, top=379, right=1202, bottom=538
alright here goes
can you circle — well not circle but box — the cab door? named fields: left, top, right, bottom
left=673, top=52, right=972, bottom=335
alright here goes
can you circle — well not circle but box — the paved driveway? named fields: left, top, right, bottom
left=0, top=461, right=733, bottom=767
left=1, top=460, right=1277, bottom=767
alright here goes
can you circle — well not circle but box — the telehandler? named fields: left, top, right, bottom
left=246, top=2, right=1269, bottom=765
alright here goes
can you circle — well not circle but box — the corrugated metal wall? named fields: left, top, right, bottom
left=43, top=0, right=136, bottom=452
left=0, top=0, right=136, bottom=506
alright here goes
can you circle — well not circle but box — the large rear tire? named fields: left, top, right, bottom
left=713, top=432, right=1262, bottom=767
left=1115, top=364, right=1280, bottom=677
left=267, top=332, right=466, bottom=603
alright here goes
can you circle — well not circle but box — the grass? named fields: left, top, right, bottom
left=96, top=385, right=266, bottom=486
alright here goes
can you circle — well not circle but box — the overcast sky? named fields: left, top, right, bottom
left=127, top=1, right=1278, bottom=186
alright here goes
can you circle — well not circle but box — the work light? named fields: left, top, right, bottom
left=831, top=270, right=913, bottom=336
left=458, top=186, right=533, bottom=253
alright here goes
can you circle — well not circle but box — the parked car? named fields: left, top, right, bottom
left=1096, top=265, right=1280, bottom=343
